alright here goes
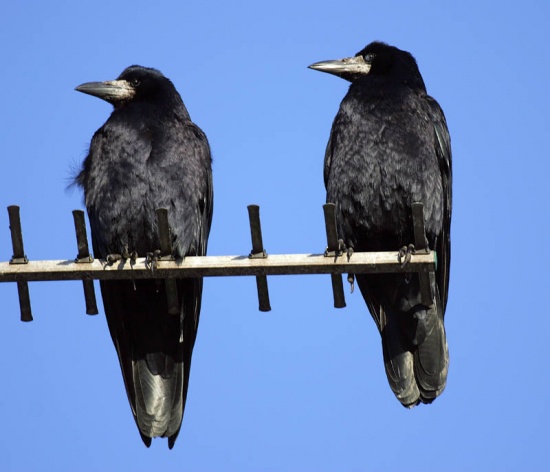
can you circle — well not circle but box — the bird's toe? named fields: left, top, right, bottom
left=347, top=273, right=355, bottom=293
left=145, top=249, right=162, bottom=272
left=105, top=253, right=122, bottom=265
left=398, top=244, right=416, bottom=268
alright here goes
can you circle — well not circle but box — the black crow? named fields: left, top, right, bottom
left=74, top=65, right=213, bottom=447
left=309, top=42, right=451, bottom=407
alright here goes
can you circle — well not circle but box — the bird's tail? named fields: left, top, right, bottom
left=380, top=280, right=449, bottom=407
left=131, top=352, right=185, bottom=446
left=102, top=278, right=201, bottom=448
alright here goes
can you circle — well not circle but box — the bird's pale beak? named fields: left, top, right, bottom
left=75, top=80, right=135, bottom=103
left=308, top=56, right=371, bottom=81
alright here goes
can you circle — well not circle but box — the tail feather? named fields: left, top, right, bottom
left=413, top=292, right=449, bottom=402
left=381, top=308, right=420, bottom=407
left=101, top=278, right=201, bottom=448
left=357, top=273, right=448, bottom=406
left=133, top=357, right=184, bottom=439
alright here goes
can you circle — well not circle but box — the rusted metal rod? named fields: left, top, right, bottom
left=72, top=210, right=98, bottom=315
left=411, top=202, right=433, bottom=306
left=7, top=205, right=32, bottom=321
left=156, top=208, right=180, bottom=315
left=247, top=205, right=271, bottom=312
left=323, top=203, right=346, bottom=309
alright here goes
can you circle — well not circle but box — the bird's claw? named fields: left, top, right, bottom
left=104, top=247, right=139, bottom=269
left=146, top=250, right=162, bottom=272
left=121, top=245, right=138, bottom=263
left=337, top=239, right=346, bottom=253
left=337, top=239, right=355, bottom=261
left=347, top=273, right=355, bottom=293
left=398, top=244, right=416, bottom=268
left=105, top=253, right=122, bottom=266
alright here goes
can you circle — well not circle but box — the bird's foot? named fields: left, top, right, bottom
left=337, top=239, right=354, bottom=261
left=104, top=246, right=139, bottom=270
left=120, top=245, right=138, bottom=263
left=104, top=253, right=122, bottom=266
left=146, top=250, right=162, bottom=273
left=398, top=244, right=416, bottom=268
left=119, top=246, right=138, bottom=268
left=337, top=239, right=346, bottom=253
left=347, top=273, right=355, bottom=293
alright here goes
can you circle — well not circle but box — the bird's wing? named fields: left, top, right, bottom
left=324, top=113, right=385, bottom=330
left=425, top=95, right=452, bottom=313
left=323, top=121, right=336, bottom=188
left=165, top=120, right=213, bottom=260
left=160, top=119, right=213, bottom=347
left=163, top=120, right=213, bottom=447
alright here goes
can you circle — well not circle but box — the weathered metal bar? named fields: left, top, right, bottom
left=16, top=278, right=32, bottom=322
left=323, top=203, right=346, bottom=308
left=323, top=204, right=340, bottom=254
left=156, top=208, right=179, bottom=315
left=72, top=210, right=92, bottom=261
left=7, top=205, right=33, bottom=321
left=72, top=210, right=98, bottom=315
left=247, top=205, right=266, bottom=256
left=247, top=205, right=271, bottom=312
left=8, top=206, right=27, bottom=263
left=411, top=202, right=428, bottom=252
left=254, top=276, right=271, bottom=312
left=81, top=279, right=99, bottom=315
left=0, top=252, right=436, bottom=282
left=156, top=209, right=173, bottom=259
left=411, top=202, right=433, bottom=306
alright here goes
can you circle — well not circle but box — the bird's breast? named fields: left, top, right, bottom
left=84, top=126, right=169, bottom=255
left=327, top=100, right=443, bottom=248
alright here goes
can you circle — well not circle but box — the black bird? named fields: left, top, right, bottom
left=309, top=42, right=451, bottom=407
left=74, top=65, right=213, bottom=447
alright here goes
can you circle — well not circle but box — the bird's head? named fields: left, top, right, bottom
left=75, top=65, right=181, bottom=109
left=308, top=41, right=426, bottom=90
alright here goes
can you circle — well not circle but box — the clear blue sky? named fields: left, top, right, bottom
left=0, top=1, right=548, bottom=471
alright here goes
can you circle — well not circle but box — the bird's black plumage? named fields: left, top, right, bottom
left=75, top=65, right=213, bottom=447
left=310, top=42, right=452, bottom=406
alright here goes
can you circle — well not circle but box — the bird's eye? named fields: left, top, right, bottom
left=130, top=78, right=141, bottom=87
left=363, top=53, right=376, bottom=63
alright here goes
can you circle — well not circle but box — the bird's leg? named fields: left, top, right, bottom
left=398, top=244, right=416, bottom=268
left=145, top=249, right=162, bottom=273
left=347, top=273, right=355, bottom=293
